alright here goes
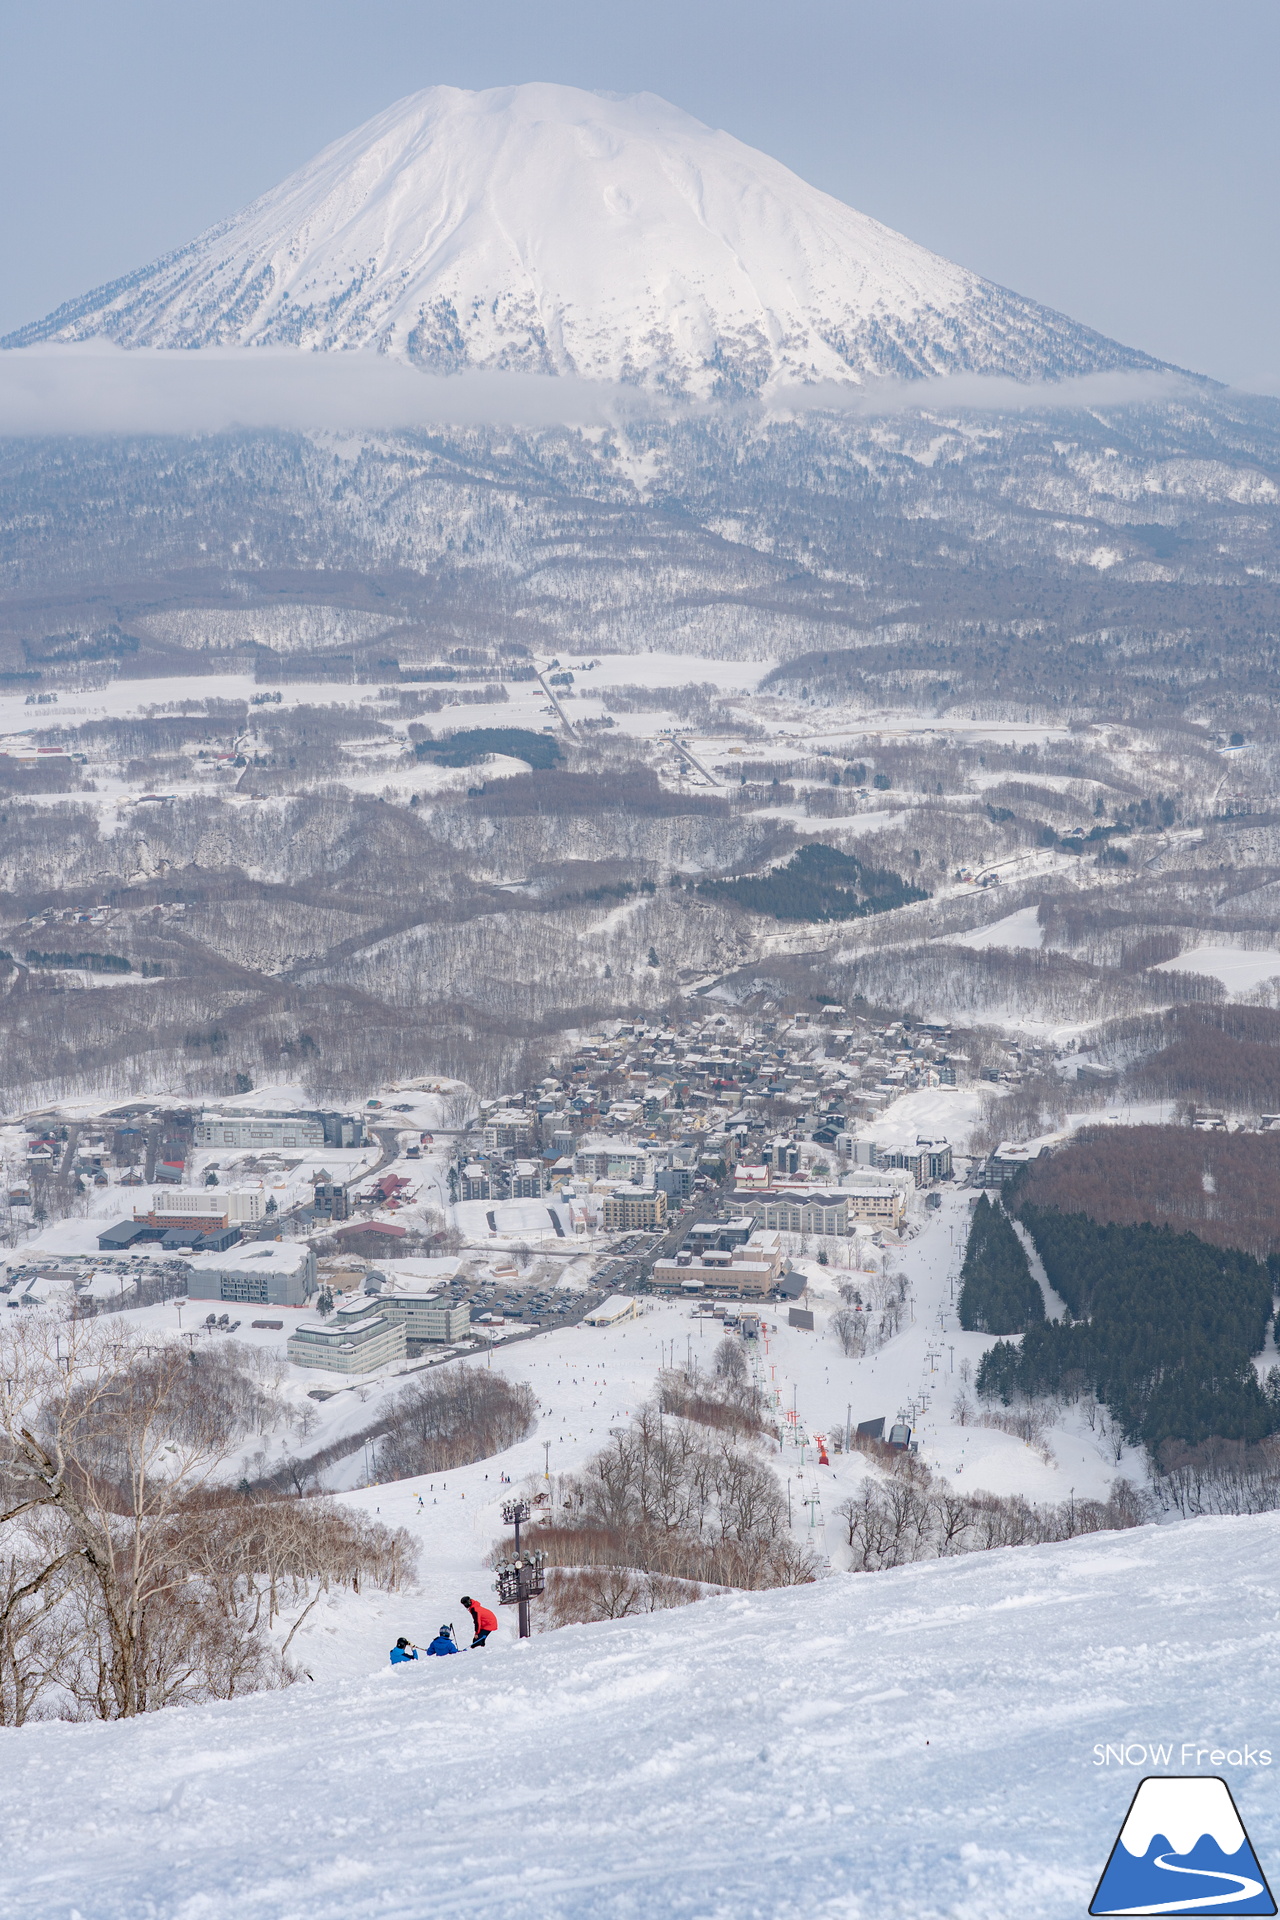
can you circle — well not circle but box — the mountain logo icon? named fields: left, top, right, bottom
left=1091, top=1776, right=1276, bottom=1915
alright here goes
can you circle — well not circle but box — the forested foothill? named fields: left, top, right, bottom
left=1127, top=1004, right=1280, bottom=1114
left=414, top=727, right=562, bottom=768
left=957, top=1193, right=1044, bottom=1334
left=0, top=623, right=1277, bottom=1122
left=698, top=841, right=928, bottom=922
left=978, top=1209, right=1277, bottom=1451
left=6, top=389, right=1280, bottom=1125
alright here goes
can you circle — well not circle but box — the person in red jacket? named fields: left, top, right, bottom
left=460, top=1595, right=497, bottom=1648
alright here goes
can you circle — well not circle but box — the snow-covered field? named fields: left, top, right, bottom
left=953, top=905, right=1044, bottom=952
left=1154, top=944, right=1280, bottom=996
left=3, top=1510, right=1277, bottom=1919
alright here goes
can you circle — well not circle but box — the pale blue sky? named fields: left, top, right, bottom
left=1, top=0, right=1276, bottom=386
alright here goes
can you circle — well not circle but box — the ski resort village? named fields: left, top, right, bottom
left=2, top=991, right=1279, bottom=1916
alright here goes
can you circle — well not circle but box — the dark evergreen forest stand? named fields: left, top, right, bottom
left=416, top=727, right=562, bottom=768
left=958, top=1193, right=1044, bottom=1334
left=699, top=841, right=927, bottom=922
left=978, top=1203, right=1278, bottom=1452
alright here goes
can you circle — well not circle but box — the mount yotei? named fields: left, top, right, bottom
left=4, top=81, right=1170, bottom=395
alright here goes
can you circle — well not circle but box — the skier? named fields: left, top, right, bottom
left=425, top=1625, right=459, bottom=1656
left=461, top=1595, right=498, bottom=1648
left=389, top=1637, right=418, bottom=1665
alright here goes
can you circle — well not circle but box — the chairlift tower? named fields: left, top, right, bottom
left=495, top=1498, right=546, bottom=1640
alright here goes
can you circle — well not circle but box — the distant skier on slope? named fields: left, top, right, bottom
left=425, top=1626, right=460, bottom=1656
left=461, top=1596, right=498, bottom=1647
left=389, top=1638, right=418, bottom=1665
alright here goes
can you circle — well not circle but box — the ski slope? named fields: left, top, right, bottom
left=2, top=1510, right=1278, bottom=1919
left=4, top=1186, right=1142, bottom=1686
left=269, top=1183, right=1140, bottom=1685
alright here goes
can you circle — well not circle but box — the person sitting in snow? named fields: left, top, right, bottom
left=425, top=1625, right=460, bottom=1656
left=461, top=1596, right=498, bottom=1648
left=389, top=1637, right=418, bottom=1665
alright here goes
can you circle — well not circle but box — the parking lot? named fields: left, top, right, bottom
left=590, top=1229, right=667, bottom=1295
left=394, top=1267, right=604, bottom=1345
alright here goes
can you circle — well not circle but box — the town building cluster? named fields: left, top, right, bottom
left=443, top=1006, right=965, bottom=1282
left=4, top=1006, right=982, bottom=1371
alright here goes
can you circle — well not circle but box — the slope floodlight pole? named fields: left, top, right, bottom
left=497, top=1497, right=545, bottom=1639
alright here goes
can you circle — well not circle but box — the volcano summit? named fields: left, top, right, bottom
left=3, top=82, right=1170, bottom=396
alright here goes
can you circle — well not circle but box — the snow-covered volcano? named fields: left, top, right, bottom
left=4, top=83, right=1167, bottom=395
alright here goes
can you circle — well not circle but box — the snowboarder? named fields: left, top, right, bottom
left=461, top=1596, right=498, bottom=1647
left=425, top=1625, right=459, bottom=1656
left=389, top=1638, right=418, bottom=1665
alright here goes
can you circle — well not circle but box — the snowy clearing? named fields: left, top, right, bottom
left=952, top=905, right=1045, bottom=952
left=1153, top=944, right=1280, bottom=995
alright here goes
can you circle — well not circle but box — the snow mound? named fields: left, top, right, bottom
left=2, top=1510, right=1278, bottom=1917
left=4, top=83, right=1167, bottom=395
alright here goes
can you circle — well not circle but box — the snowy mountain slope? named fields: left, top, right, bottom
left=2, top=83, right=1169, bottom=394
left=3, top=1512, right=1278, bottom=1919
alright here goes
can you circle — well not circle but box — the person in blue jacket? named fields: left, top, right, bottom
left=425, top=1625, right=459, bottom=1656
left=389, top=1637, right=418, bottom=1664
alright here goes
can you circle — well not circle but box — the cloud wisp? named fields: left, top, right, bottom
left=0, top=343, right=1208, bottom=438
left=764, top=366, right=1204, bottom=419
left=0, top=343, right=640, bottom=435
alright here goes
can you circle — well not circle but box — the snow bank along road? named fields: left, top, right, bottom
left=3, top=1512, right=1279, bottom=1919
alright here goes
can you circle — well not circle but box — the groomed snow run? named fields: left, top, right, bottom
left=4, top=1511, right=1279, bottom=1918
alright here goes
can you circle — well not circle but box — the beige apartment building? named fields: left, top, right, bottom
left=754, top=1185, right=904, bottom=1234
left=602, top=1185, right=668, bottom=1232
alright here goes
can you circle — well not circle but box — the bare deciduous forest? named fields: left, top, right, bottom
left=1014, top=1123, right=1280, bottom=1257
left=0, top=1321, right=416, bottom=1724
